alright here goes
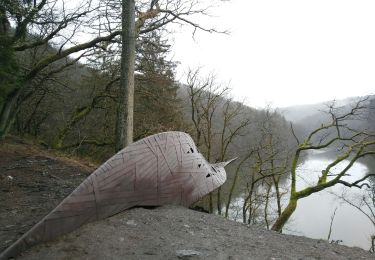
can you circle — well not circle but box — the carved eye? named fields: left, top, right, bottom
left=198, top=164, right=201, bottom=168
left=206, top=173, right=211, bottom=178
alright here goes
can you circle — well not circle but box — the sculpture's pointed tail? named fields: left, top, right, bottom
left=0, top=207, right=94, bottom=259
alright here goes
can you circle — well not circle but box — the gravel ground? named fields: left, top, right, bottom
left=18, top=205, right=374, bottom=260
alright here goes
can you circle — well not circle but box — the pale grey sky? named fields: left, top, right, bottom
left=171, top=0, right=375, bottom=108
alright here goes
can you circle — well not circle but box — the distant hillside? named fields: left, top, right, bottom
left=279, top=96, right=372, bottom=123
left=279, top=103, right=325, bottom=123
left=278, top=95, right=374, bottom=136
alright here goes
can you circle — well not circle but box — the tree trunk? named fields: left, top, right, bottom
left=272, top=175, right=282, bottom=217
left=225, top=166, right=241, bottom=218
left=208, top=192, right=213, bottom=213
left=0, top=89, right=20, bottom=138
left=242, top=202, right=247, bottom=224
left=53, top=106, right=92, bottom=149
left=264, top=183, right=272, bottom=229
left=217, top=187, right=222, bottom=215
left=116, top=0, right=135, bottom=151
left=271, top=197, right=297, bottom=232
left=242, top=175, right=256, bottom=223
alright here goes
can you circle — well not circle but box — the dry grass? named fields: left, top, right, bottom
left=0, top=135, right=98, bottom=172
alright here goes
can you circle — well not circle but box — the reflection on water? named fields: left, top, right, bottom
left=284, top=151, right=374, bottom=250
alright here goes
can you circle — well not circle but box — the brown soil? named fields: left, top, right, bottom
left=0, top=136, right=94, bottom=254
left=0, top=137, right=374, bottom=259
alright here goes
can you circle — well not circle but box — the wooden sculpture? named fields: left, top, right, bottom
left=0, top=131, right=235, bottom=259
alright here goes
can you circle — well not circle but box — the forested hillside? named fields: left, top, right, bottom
left=12, top=32, right=186, bottom=160
left=0, top=0, right=296, bottom=222
left=2, top=25, right=297, bottom=218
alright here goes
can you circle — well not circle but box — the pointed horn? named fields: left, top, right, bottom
left=213, top=157, right=238, bottom=168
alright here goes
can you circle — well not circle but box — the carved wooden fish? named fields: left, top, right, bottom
left=0, top=131, right=235, bottom=259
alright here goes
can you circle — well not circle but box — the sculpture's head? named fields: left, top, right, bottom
left=205, top=158, right=237, bottom=192
left=123, top=131, right=236, bottom=205
left=168, top=132, right=237, bottom=197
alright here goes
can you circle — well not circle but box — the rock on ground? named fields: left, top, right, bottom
left=17, top=205, right=374, bottom=260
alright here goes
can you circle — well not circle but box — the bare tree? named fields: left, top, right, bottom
left=335, top=183, right=375, bottom=252
left=186, top=68, right=229, bottom=212
left=215, top=99, right=251, bottom=215
left=225, top=151, right=253, bottom=218
left=223, top=105, right=292, bottom=223
left=327, top=207, right=338, bottom=242
left=230, top=107, right=291, bottom=225
left=271, top=97, right=375, bottom=232
left=53, top=77, right=119, bottom=149
left=0, top=0, right=226, bottom=144
left=241, top=149, right=285, bottom=224
left=44, top=25, right=181, bottom=152
left=185, top=68, right=252, bottom=214
left=0, top=0, right=122, bottom=138
left=114, top=0, right=227, bottom=150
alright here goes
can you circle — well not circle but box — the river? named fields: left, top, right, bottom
left=226, top=150, right=374, bottom=250
left=283, top=150, right=374, bottom=250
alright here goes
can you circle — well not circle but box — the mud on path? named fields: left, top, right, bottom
left=0, top=137, right=93, bottom=253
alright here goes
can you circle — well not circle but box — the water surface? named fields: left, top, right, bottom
left=284, top=152, right=374, bottom=250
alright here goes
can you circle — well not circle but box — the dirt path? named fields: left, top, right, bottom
left=18, top=206, right=374, bottom=259
left=0, top=138, right=92, bottom=253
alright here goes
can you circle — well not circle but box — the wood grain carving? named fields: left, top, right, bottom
left=0, top=131, right=235, bottom=259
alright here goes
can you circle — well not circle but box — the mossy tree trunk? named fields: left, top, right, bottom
left=53, top=106, right=92, bottom=149
left=53, top=78, right=119, bottom=149
left=271, top=196, right=298, bottom=232
left=271, top=98, right=375, bottom=232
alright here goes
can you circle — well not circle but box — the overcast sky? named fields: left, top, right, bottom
left=170, top=0, right=375, bottom=108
